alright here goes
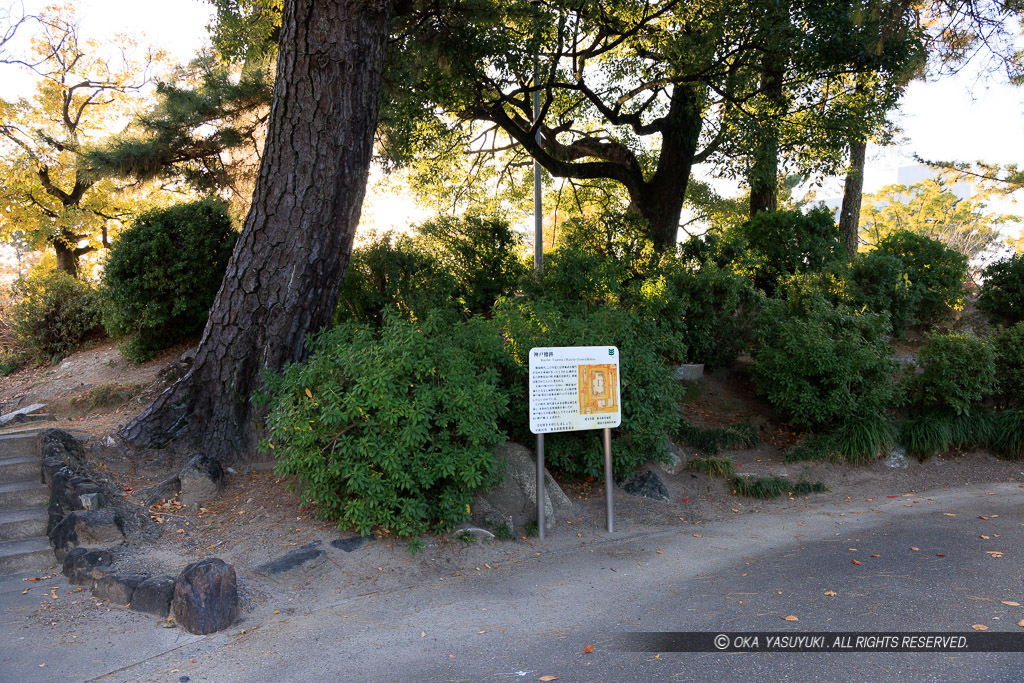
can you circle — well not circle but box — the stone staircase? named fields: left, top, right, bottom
left=0, top=432, right=52, bottom=574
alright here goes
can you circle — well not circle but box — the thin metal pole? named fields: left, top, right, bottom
left=533, top=43, right=543, bottom=273
left=603, top=428, right=614, bottom=533
left=537, top=433, right=545, bottom=540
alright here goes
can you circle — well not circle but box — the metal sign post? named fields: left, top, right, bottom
left=529, top=346, right=621, bottom=538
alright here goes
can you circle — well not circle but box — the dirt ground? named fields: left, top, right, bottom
left=4, top=334, right=1022, bottom=630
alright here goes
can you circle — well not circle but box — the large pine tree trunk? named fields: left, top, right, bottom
left=839, top=138, right=867, bottom=261
left=121, top=0, right=394, bottom=461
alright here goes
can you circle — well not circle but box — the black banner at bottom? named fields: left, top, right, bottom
left=619, top=632, right=1024, bottom=653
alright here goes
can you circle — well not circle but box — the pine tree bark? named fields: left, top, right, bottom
left=839, top=138, right=867, bottom=261
left=121, top=0, right=394, bottom=461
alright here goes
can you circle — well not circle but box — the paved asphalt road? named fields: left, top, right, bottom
left=2, top=482, right=1023, bottom=682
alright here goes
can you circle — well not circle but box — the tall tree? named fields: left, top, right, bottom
left=121, top=0, right=395, bottom=460
left=0, top=6, right=165, bottom=276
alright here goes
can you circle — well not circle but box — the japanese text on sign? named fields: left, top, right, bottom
left=529, top=346, right=621, bottom=434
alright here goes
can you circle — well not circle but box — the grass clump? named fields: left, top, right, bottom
left=685, top=456, right=736, bottom=478
left=730, top=475, right=789, bottom=499
left=677, top=420, right=758, bottom=455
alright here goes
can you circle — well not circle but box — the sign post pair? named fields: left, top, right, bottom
left=528, top=346, right=621, bottom=539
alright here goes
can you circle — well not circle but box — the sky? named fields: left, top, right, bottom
left=3, top=0, right=1023, bottom=232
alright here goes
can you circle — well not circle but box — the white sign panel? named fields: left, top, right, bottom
left=529, top=346, right=621, bottom=434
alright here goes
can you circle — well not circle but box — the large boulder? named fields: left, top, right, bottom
left=178, top=455, right=224, bottom=508
left=129, top=575, right=177, bottom=618
left=473, top=442, right=572, bottom=533
left=49, top=508, right=125, bottom=561
left=623, top=470, right=671, bottom=503
left=62, top=547, right=113, bottom=588
left=94, top=573, right=149, bottom=606
left=171, top=558, right=239, bottom=635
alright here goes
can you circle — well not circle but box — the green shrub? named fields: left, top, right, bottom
left=635, top=258, right=762, bottom=367
left=415, top=215, right=528, bottom=314
left=993, top=322, right=1024, bottom=407
left=729, top=208, right=843, bottom=294
left=847, top=250, right=922, bottom=337
left=988, top=409, right=1024, bottom=459
left=978, top=253, right=1024, bottom=325
left=10, top=267, right=101, bottom=361
left=487, top=297, right=681, bottom=481
left=261, top=310, right=508, bottom=542
left=785, top=416, right=895, bottom=465
left=792, top=480, right=828, bottom=495
left=730, top=475, right=788, bottom=499
left=101, top=199, right=237, bottom=363
left=899, top=411, right=954, bottom=459
left=528, top=245, right=634, bottom=307
left=903, top=332, right=996, bottom=416
left=752, top=293, right=899, bottom=428
left=336, top=231, right=458, bottom=325
left=874, top=231, right=967, bottom=323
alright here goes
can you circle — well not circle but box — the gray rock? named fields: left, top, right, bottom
left=673, top=364, right=704, bottom=382
left=657, top=442, right=685, bottom=475
left=129, top=575, right=176, bottom=618
left=0, top=403, right=48, bottom=426
left=472, top=442, right=572, bottom=532
left=62, top=547, right=114, bottom=587
left=94, top=573, right=149, bottom=605
left=49, top=508, right=125, bottom=561
left=255, top=541, right=326, bottom=580
left=330, top=535, right=372, bottom=552
left=449, top=525, right=495, bottom=543
left=171, top=558, right=239, bottom=635
left=179, top=455, right=224, bottom=507
left=623, top=470, right=671, bottom=503
left=885, top=444, right=910, bottom=469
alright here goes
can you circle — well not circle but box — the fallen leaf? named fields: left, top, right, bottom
left=656, top=549, right=664, bottom=554
left=538, top=677, right=558, bottom=682
left=979, top=516, right=990, bottom=520
left=189, top=658, right=197, bottom=663
left=942, top=513, right=957, bottom=517
left=1001, top=601, right=1021, bottom=606
left=783, top=615, right=799, bottom=621
left=797, top=522, right=806, bottom=527
left=871, top=554, right=880, bottom=558
left=583, top=645, right=595, bottom=653
left=1018, top=620, right=1024, bottom=628
left=936, top=553, right=945, bottom=557
left=693, top=534, right=703, bottom=538
left=851, top=559, right=862, bottom=565
left=682, top=498, right=690, bottom=503
left=980, top=535, right=991, bottom=539
left=987, top=551, right=1005, bottom=558
left=741, top=573, right=747, bottom=577
left=972, top=624, right=988, bottom=631
left=911, top=547, right=920, bottom=551
left=824, top=590, right=837, bottom=597
left=273, top=610, right=280, bottom=614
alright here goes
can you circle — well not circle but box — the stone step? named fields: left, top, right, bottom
left=0, top=432, right=39, bottom=459
left=0, top=455, right=41, bottom=483
left=0, top=480, right=49, bottom=511
left=0, top=507, right=48, bottom=542
left=0, top=537, right=53, bottom=575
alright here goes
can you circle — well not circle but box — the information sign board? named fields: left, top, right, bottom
left=529, top=346, right=621, bottom=434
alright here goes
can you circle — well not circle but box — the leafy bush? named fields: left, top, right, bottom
left=415, top=215, right=528, bottom=314
left=10, top=267, right=101, bottom=361
left=874, top=230, right=967, bottom=323
left=752, top=293, right=899, bottom=428
left=903, top=332, right=996, bottom=416
left=527, top=245, right=634, bottom=307
left=993, top=322, right=1024, bottom=407
left=729, top=208, right=843, bottom=294
left=487, top=297, right=682, bottom=481
left=262, top=310, right=508, bottom=542
left=635, top=257, right=761, bottom=367
left=846, top=250, right=922, bottom=337
left=336, top=231, right=457, bottom=325
left=101, top=199, right=237, bottom=363
left=979, top=253, right=1024, bottom=325
left=786, top=417, right=896, bottom=464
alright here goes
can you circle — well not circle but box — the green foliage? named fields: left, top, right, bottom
left=10, top=267, right=101, bottom=361
left=488, top=297, right=681, bottom=481
left=728, top=208, right=843, bottom=294
left=336, top=231, right=458, bottom=325
left=685, top=456, right=736, bottom=478
left=101, top=199, right=237, bottom=363
left=902, top=332, right=996, bottom=417
left=979, top=253, right=1024, bottom=325
left=792, top=480, right=827, bottom=495
left=415, top=215, right=528, bottom=314
left=752, top=293, right=899, bottom=428
left=873, top=231, right=967, bottom=323
left=84, top=383, right=140, bottom=409
left=636, top=257, right=762, bottom=367
left=262, top=310, right=508, bottom=540
left=730, top=475, right=788, bottom=499
left=785, top=416, right=895, bottom=465
left=987, top=410, right=1024, bottom=460
left=846, top=250, right=922, bottom=338
left=899, top=411, right=954, bottom=459
left=677, top=420, right=759, bottom=455
left=992, top=322, right=1024, bottom=407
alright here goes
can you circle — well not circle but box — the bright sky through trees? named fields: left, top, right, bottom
left=2, top=0, right=1022, bottom=232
